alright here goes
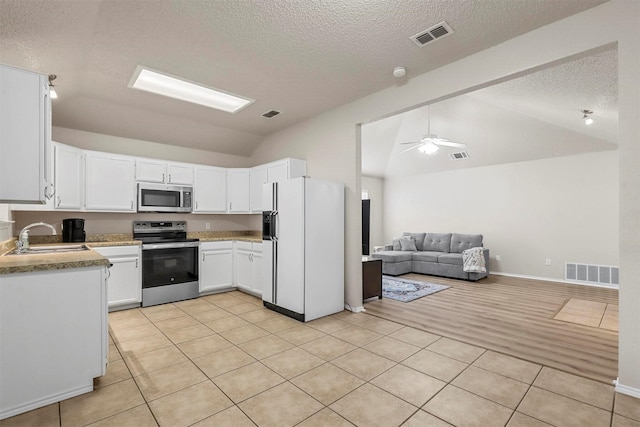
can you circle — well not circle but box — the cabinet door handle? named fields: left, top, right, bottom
left=135, top=259, right=138, bottom=268
left=229, top=202, right=232, bottom=210
left=46, top=183, right=54, bottom=200
left=57, top=196, right=61, bottom=207
left=195, top=201, right=198, bottom=210
left=168, top=174, right=171, bottom=183
left=162, top=173, right=165, bottom=182
left=130, top=200, right=134, bottom=210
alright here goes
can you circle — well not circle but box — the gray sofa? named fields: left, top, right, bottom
left=371, top=232, right=489, bottom=281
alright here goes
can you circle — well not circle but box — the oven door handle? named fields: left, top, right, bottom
left=142, top=241, right=200, bottom=250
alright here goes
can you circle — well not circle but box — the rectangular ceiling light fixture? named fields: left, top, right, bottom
left=129, top=66, right=254, bottom=113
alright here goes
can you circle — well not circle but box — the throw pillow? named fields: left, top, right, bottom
left=392, top=238, right=402, bottom=251
left=399, top=236, right=417, bottom=251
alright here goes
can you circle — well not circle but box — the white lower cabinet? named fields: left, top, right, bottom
left=199, top=241, right=234, bottom=294
left=92, top=245, right=141, bottom=311
left=234, top=241, right=263, bottom=297
left=0, top=265, right=108, bottom=420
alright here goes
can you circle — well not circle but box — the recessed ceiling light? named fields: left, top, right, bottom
left=128, top=66, right=254, bottom=114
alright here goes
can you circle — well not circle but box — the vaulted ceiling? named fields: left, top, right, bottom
left=0, top=0, right=607, bottom=157
left=362, top=48, right=618, bottom=178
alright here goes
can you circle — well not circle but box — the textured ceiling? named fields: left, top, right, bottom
left=362, top=48, right=618, bottom=178
left=0, top=0, right=606, bottom=157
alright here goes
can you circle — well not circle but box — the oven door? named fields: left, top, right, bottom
left=141, top=241, right=199, bottom=289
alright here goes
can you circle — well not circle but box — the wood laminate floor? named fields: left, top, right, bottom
left=364, top=274, right=619, bottom=384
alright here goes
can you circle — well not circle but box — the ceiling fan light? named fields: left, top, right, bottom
left=418, top=141, right=439, bottom=155
left=584, top=116, right=594, bottom=125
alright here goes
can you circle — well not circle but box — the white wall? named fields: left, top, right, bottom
left=362, top=176, right=384, bottom=250
left=249, top=1, right=640, bottom=393
left=53, top=127, right=253, bottom=168
left=11, top=211, right=261, bottom=236
left=384, top=151, right=618, bottom=280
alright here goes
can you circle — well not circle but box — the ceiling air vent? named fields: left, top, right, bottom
left=262, top=110, right=281, bottom=118
left=450, top=151, right=469, bottom=160
left=410, top=21, right=454, bottom=47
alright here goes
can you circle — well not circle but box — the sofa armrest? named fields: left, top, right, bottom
left=483, top=248, right=490, bottom=273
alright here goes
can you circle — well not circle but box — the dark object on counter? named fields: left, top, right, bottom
left=62, top=218, right=86, bottom=242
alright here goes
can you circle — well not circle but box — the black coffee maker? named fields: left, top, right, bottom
left=62, top=218, right=86, bottom=243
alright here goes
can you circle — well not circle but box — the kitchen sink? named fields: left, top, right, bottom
left=5, top=244, right=90, bottom=256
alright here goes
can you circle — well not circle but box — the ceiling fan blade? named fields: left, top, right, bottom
left=399, top=141, right=421, bottom=145
left=399, top=144, right=421, bottom=154
left=434, top=139, right=466, bottom=148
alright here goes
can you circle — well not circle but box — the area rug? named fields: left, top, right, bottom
left=382, top=276, right=450, bottom=302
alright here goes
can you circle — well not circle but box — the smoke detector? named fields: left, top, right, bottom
left=410, top=21, right=454, bottom=47
left=393, top=67, right=406, bottom=78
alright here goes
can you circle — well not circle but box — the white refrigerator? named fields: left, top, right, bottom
left=262, top=177, right=344, bottom=322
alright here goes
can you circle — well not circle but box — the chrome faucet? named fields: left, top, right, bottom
left=16, top=222, right=57, bottom=253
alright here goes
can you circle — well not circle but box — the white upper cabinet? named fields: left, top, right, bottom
left=54, top=143, right=83, bottom=210
left=227, top=169, right=250, bottom=213
left=250, top=166, right=267, bottom=213
left=85, top=151, right=136, bottom=211
left=135, top=159, right=193, bottom=185
left=167, top=163, right=193, bottom=185
left=193, top=166, right=226, bottom=213
left=250, top=159, right=306, bottom=213
left=0, top=65, right=52, bottom=204
left=135, top=159, right=165, bottom=183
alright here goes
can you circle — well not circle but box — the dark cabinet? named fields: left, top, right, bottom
left=362, top=257, right=382, bottom=300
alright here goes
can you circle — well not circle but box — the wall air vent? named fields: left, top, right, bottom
left=262, top=110, right=281, bottom=118
left=449, top=151, right=469, bottom=160
left=565, top=262, right=619, bottom=288
left=410, top=21, right=454, bottom=47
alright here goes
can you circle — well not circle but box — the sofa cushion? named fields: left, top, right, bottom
left=412, top=251, right=442, bottom=263
left=402, top=232, right=427, bottom=251
left=399, top=236, right=417, bottom=251
left=371, top=251, right=413, bottom=263
left=450, top=233, right=483, bottom=253
left=438, top=253, right=464, bottom=266
left=423, top=233, right=452, bottom=253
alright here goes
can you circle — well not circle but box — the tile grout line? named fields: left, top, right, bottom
left=94, top=294, right=623, bottom=426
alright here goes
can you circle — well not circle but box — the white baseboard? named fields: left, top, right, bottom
left=490, top=271, right=619, bottom=289
left=614, top=378, right=640, bottom=398
left=345, top=304, right=365, bottom=313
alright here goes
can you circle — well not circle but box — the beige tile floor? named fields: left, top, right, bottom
left=554, top=298, right=619, bottom=331
left=2, top=290, right=639, bottom=427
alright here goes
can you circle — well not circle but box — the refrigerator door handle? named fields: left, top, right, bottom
left=271, top=211, right=278, bottom=241
left=272, top=241, right=278, bottom=304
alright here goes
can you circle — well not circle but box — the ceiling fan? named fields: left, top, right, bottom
left=399, top=106, right=466, bottom=155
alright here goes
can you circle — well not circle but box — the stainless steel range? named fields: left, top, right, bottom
left=133, top=221, right=199, bottom=307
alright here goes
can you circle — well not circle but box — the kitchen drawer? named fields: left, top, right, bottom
left=91, top=245, right=140, bottom=258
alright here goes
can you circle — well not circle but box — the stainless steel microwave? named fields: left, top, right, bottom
left=137, top=183, right=193, bottom=213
